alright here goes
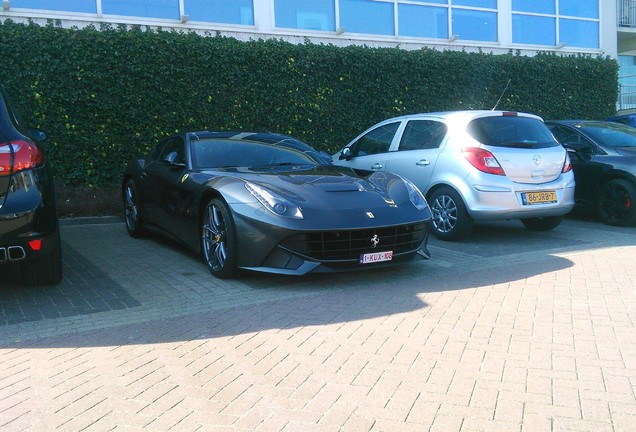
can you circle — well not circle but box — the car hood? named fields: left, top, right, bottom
left=615, top=147, right=636, bottom=158
left=203, top=165, right=429, bottom=222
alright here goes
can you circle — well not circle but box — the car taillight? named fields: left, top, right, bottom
left=462, top=147, right=505, bottom=176
left=562, top=153, right=572, bottom=173
left=0, top=140, right=43, bottom=176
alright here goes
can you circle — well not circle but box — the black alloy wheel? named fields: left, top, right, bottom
left=596, top=179, right=636, bottom=226
left=201, top=198, right=239, bottom=278
left=521, top=215, right=564, bottom=231
left=429, top=187, right=473, bottom=241
left=123, top=179, right=144, bottom=237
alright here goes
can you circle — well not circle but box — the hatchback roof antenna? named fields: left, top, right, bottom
left=492, top=79, right=511, bottom=111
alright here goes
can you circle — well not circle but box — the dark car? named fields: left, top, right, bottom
left=546, top=120, right=636, bottom=226
left=122, top=131, right=432, bottom=278
left=0, top=84, right=62, bottom=285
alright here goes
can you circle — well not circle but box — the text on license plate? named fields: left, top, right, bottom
left=522, top=191, right=557, bottom=205
left=360, top=251, right=393, bottom=264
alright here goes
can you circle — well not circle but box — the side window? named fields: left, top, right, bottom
left=548, top=125, right=577, bottom=144
left=157, top=137, right=186, bottom=164
left=351, top=122, right=400, bottom=157
left=548, top=125, right=592, bottom=147
left=399, top=120, right=447, bottom=151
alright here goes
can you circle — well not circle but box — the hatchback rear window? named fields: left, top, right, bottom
left=467, top=116, right=558, bottom=149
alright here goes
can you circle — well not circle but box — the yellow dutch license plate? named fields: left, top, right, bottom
left=522, top=191, right=557, bottom=205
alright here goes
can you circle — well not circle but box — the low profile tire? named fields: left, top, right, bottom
left=22, top=229, right=63, bottom=286
left=596, top=179, right=636, bottom=227
left=123, top=179, right=145, bottom=238
left=201, top=198, right=239, bottom=279
left=429, top=187, right=473, bottom=241
left=521, top=215, right=564, bottom=231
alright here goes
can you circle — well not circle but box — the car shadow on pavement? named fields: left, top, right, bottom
left=0, top=219, right=579, bottom=348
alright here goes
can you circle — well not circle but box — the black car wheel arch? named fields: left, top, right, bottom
left=596, top=178, right=636, bottom=226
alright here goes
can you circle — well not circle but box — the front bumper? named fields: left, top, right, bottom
left=235, top=216, right=431, bottom=275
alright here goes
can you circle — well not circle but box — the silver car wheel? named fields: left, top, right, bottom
left=428, top=187, right=473, bottom=241
left=431, top=194, right=457, bottom=233
left=203, top=203, right=227, bottom=270
left=123, top=179, right=144, bottom=237
left=201, top=198, right=239, bottom=278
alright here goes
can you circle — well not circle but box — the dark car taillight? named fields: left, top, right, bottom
left=0, top=140, right=43, bottom=176
left=462, top=147, right=505, bottom=176
left=562, top=153, right=572, bottom=173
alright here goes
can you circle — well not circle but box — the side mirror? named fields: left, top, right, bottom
left=562, top=141, right=591, bottom=154
left=163, top=151, right=185, bottom=167
left=339, top=147, right=352, bottom=160
left=27, top=128, right=47, bottom=142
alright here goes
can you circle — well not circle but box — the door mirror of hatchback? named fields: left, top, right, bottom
left=27, top=128, right=47, bottom=142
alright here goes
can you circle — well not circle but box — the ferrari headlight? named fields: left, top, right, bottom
left=402, top=177, right=428, bottom=211
left=245, top=182, right=304, bottom=219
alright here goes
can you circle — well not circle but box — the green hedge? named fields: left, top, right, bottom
left=0, top=20, right=618, bottom=187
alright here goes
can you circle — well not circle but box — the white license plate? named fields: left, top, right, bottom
left=360, top=250, right=393, bottom=264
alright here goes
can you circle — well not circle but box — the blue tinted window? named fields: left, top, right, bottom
left=452, top=10, right=496, bottom=42
left=512, top=0, right=555, bottom=14
left=453, top=0, right=496, bottom=8
left=102, top=0, right=179, bottom=19
left=560, top=19, right=599, bottom=49
left=398, top=4, right=447, bottom=39
left=186, top=0, right=253, bottom=25
left=274, top=0, right=334, bottom=31
left=11, top=0, right=96, bottom=13
left=340, top=0, right=394, bottom=35
left=409, top=0, right=447, bottom=3
left=512, top=15, right=555, bottom=45
left=560, top=0, right=598, bottom=19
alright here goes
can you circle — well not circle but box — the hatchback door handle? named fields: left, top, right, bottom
left=416, top=159, right=430, bottom=167
left=371, top=163, right=383, bottom=170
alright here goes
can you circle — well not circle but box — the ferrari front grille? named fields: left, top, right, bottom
left=280, top=222, right=429, bottom=261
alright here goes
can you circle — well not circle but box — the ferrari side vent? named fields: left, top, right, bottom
left=281, top=222, right=429, bottom=261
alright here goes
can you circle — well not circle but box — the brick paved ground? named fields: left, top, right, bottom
left=0, top=216, right=635, bottom=431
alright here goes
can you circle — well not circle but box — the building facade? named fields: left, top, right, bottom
left=1, top=1, right=630, bottom=105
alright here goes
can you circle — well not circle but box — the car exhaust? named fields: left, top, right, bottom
left=0, top=246, right=26, bottom=262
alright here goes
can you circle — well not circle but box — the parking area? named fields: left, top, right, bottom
left=1, top=215, right=635, bottom=431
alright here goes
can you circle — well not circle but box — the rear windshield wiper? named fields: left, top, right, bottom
left=497, top=141, right=539, bottom=148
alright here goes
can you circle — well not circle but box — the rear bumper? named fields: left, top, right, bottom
left=464, top=175, right=576, bottom=221
left=0, top=168, right=58, bottom=263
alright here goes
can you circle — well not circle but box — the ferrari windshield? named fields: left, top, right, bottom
left=579, top=122, right=636, bottom=148
left=191, top=138, right=329, bottom=169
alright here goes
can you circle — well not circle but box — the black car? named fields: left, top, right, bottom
left=546, top=120, right=636, bottom=226
left=122, top=131, right=432, bottom=278
left=0, top=84, right=62, bottom=285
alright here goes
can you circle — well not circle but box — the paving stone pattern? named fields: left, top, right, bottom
left=0, top=243, right=140, bottom=326
left=0, top=217, right=635, bottom=431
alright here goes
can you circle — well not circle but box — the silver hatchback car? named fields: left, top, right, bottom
left=333, top=111, right=575, bottom=240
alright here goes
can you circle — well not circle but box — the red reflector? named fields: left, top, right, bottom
left=502, top=111, right=518, bottom=117
left=0, top=140, right=43, bottom=176
left=29, top=239, right=43, bottom=251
